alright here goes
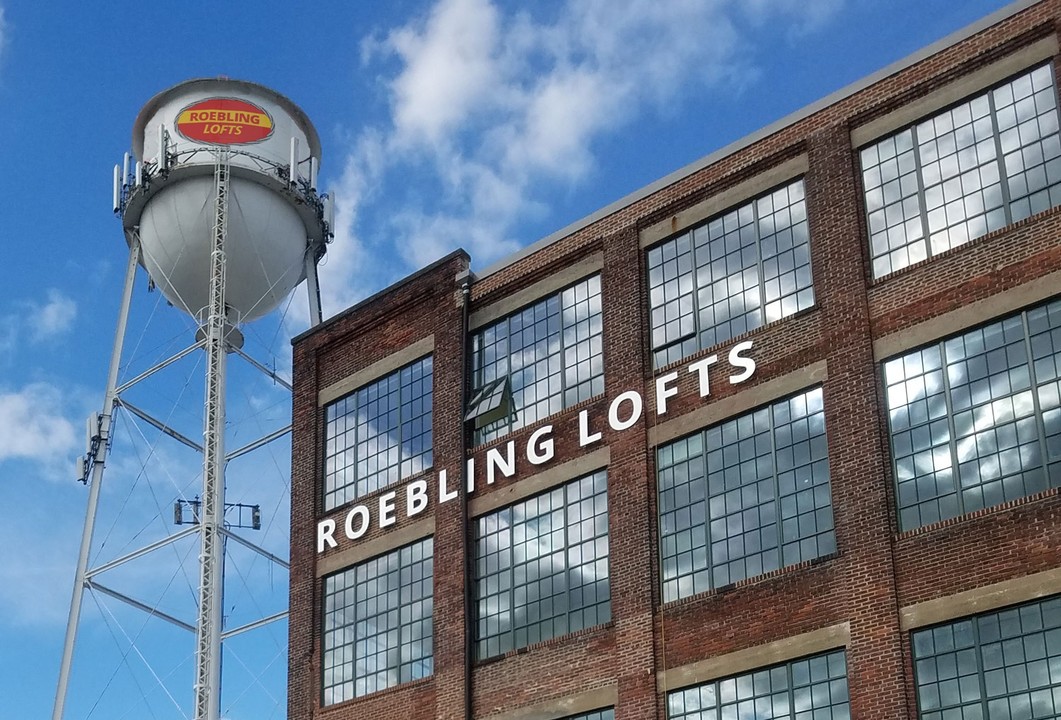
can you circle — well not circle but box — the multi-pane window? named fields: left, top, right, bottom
left=657, top=387, right=834, bottom=603
left=474, top=471, right=610, bottom=659
left=470, top=275, right=603, bottom=443
left=322, top=538, right=433, bottom=704
left=912, top=596, right=1061, bottom=720
left=647, top=178, right=814, bottom=368
left=667, top=650, right=850, bottom=720
left=324, top=356, right=433, bottom=511
left=883, top=298, right=1061, bottom=530
left=861, top=64, right=1061, bottom=279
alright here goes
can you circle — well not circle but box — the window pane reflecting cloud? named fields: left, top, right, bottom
left=322, top=538, right=434, bottom=704
left=883, top=297, right=1061, bottom=530
left=657, top=387, right=834, bottom=603
left=667, top=650, right=850, bottom=720
left=472, top=275, right=604, bottom=444
left=647, top=179, right=814, bottom=368
left=324, top=356, right=433, bottom=511
left=912, top=595, right=1061, bottom=720
left=861, top=64, right=1061, bottom=279
left=474, top=471, right=610, bottom=659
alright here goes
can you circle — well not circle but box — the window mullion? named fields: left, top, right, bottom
left=352, top=391, right=361, bottom=501
left=562, top=483, right=572, bottom=636
left=351, top=574, right=361, bottom=696
left=475, top=334, right=484, bottom=389
left=1050, top=61, right=1061, bottom=118
left=987, top=88, right=1015, bottom=226
left=753, top=195, right=767, bottom=329
left=699, top=430, right=715, bottom=593
left=502, top=319, right=513, bottom=436
left=507, top=515, right=516, bottom=654
left=472, top=527, right=482, bottom=659
left=396, top=379, right=404, bottom=479
left=786, top=662, right=796, bottom=720
left=689, top=229, right=702, bottom=358
left=938, top=340, right=965, bottom=520
left=558, top=296, right=569, bottom=411
left=393, top=565, right=403, bottom=687
left=1019, top=310, right=1051, bottom=486
left=910, top=123, right=933, bottom=264
left=971, top=616, right=990, bottom=719
left=471, top=333, right=484, bottom=443
left=768, top=401, right=782, bottom=571
left=885, top=368, right=907, bottom=528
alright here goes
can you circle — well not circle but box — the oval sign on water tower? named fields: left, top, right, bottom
left=175, top=97, right=274, bottom=145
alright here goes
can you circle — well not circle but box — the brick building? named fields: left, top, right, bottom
left=288, top=1, right=1061, bottom=718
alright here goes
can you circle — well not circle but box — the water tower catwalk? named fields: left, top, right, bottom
left=53, top=79, right=333, bottom=720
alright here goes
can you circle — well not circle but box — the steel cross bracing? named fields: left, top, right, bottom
left=52, top=168, right=295, bottom=720
left=52, top=338, right=292, bottom=718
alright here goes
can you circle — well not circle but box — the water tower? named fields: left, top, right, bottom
left=53, top=78, right=333, bottom=720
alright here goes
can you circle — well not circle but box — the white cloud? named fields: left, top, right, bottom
left=386, top=0, right=502, bottom=149
left=319, top=0, right=844, bottom=318
left=32, top=289, right=78, bottom=342
left=741, top=0, right=845, bottom=37
left=0, top=382, right=78, bottom=466
left=0, top=288, right=78, bottom=352
left=316, top=135, right=378, bottom=317
left=0, top=8, right=7, bottom=61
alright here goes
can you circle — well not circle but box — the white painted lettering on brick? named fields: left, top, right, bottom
left=344, top=505, right=370, bottom=540
left=407, top=479, right=429, bottom=517
left=317, top=518, right=337, bottom=553
left=527, top=425, right=554, bottom=465
left=609, top=390, right=643, bottom=431
left=579, top=409, right=602, bottom=447
left=656, top=371, right=679, bottom=415
left=316, top=340, right=758, bottom=553
left=378, top=491, right=397, bottom=528
left=438, top=469, right=458, bottom=503
left=486, top=442, right=516, bottom=485
left=729, top=341, right=756, bottom=384
left=688, top=354, right=719, bottom=397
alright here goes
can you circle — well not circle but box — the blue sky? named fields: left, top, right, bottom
left=0, top=0, right=1017, bottom=718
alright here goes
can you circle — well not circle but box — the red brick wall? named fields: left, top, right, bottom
left=290, top=3, right=1061, bottom=719
left=288, top=251, right=470, bottom=720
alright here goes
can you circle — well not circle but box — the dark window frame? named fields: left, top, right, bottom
left=473, top=470, right=611, bottom=660
left=657, top=386, right=835, bottom=604
left=645, top=177, right=815, bottom=369
left=323, top=355, right=434, bottom=512
left=859, top=62, right=1061, bottom=279
left=666, top=649, right=850, bottom=720
left=911, top=595, right=1061, bottom=719
left=882, top=297, right=1061, bottom=531
left=562, top=710, right=614, bottom=720
left=320, top=537, right=434, bottom=705
left=469, top=274, right=604, bottom=444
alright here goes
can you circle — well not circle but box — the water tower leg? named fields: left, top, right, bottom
left=52, top=233, right=142, bottom=720
left=194, top=151, right=230, bottom=720
left=304, top=246, right=323, bottom=326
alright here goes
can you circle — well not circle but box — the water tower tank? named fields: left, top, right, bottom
left=120, top=78, right=329, bottom=323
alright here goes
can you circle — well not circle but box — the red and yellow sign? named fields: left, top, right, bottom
left=175, top=97, right=274, bottom=145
